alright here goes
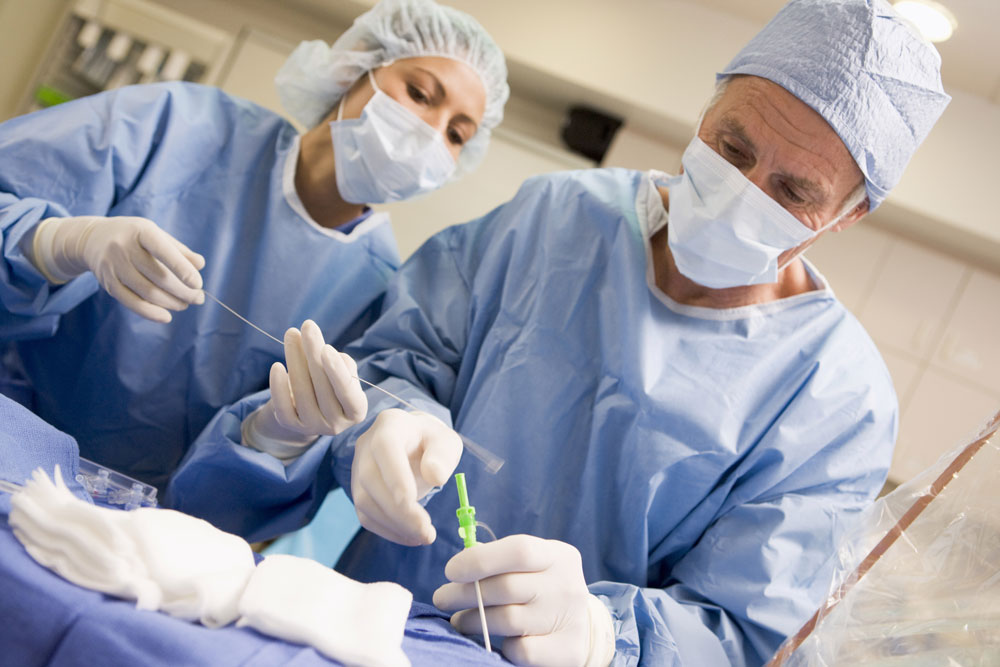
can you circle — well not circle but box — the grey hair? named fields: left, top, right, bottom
left=695, top=75, right=734, bottom=130
left=835, top=180, right=869, bottom=222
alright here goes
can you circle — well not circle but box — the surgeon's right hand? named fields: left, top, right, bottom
left=271, top=320, right=368, bottom=437
left=351, top=409, right=462, bottom=546
left=30, top=215, right=205, bottom=323
left=244, top=320, right=368, bottom=459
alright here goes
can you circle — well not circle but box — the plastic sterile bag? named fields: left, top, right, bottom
left=768, top=408, right=1000, bottom=667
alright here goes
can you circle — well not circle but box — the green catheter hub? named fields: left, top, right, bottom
left=455, top=472, right=478, bottom=548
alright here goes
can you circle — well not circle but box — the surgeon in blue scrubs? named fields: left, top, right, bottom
left=0, top=0, right=509, bottom=490
left=170, top=1, right=951, bottom=665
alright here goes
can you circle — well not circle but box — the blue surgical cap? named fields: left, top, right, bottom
left=719, top=0, right=951, bottom=210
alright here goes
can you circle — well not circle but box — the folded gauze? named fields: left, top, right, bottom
left=8, top=466, right=255, bottom=627
left=238, top=554, right=413, bottom=667
left=10, top=468, right=414, bottom=664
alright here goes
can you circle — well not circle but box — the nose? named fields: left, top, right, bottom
left=739, top=163, right=768, bottom=193
left=419, top=108, right=450, bottom=138
left=418, top=109, right=463, bottom=160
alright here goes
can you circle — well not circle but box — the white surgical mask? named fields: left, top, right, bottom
left=330, top=69, right=456, bottom=205
left=665, top=136, right=839, bottom=289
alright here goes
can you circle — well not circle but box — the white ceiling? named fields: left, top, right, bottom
left=297, top=0, right=1000, bottom=104
left=696, top=0, right=1000, bottom=102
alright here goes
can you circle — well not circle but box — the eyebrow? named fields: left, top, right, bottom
left=717, top=116, right=826, bottom=201
left=414, top=66, right=479, bottom=131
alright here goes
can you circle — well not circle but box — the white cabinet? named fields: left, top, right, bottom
left=16, top=0, right=233, bottom=116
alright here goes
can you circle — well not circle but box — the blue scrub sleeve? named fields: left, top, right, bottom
left=168, top=231, right=467, bottom=543
left=168, top=382, right=455, bottom=543
left=165, top=390, right=339, bottom=543
left=590, top=402, right=895, bottom=667
left=0, top=89, right=177, bottom=337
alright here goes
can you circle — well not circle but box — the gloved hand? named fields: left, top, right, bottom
left=243, top=320, right=367, bottom=458
left=433, top=535, right=616, bottom=667
left=30, top=215, right=205, bottom=323
left=351, top=408, right=462, bottom=546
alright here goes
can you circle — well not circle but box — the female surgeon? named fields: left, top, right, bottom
left=0, top=0, right=509, bottom=491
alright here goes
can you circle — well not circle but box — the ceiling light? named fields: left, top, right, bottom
left=893, top=0, right=958, bottom=43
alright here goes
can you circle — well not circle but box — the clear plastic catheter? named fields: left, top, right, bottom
left=202, top=290, right=505, bottom=474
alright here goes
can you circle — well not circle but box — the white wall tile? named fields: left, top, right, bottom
left=890, top=368, right=1000, bottom=484
left=878, top=348, right=923, bottom=411
left=857, top=238, right=968, bottom=359
left=931, top=269, right=1000, bottom=395
left=805, top=224, right=893, bottom=314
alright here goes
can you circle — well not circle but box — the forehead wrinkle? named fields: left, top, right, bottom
left=718, top=91, right=839, bottom=204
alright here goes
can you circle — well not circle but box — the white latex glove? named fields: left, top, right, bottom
left=351, top=408, right=462, bottom=546
left=243, top=320, right=367, bottom=459
left=433, top=535, right=616, bottom=667
left=30, top=215, right=205, bottom=323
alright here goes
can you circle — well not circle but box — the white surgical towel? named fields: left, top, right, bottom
left=9, top=467, right=255, bottom=627
left=128, top=506, right=256, bottom=627
left=238, top=554, right=412, bottom=667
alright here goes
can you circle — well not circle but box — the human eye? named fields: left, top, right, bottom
left=407, top=83, right=429, bottom=105
left=780, top=181, right=806, bottom=204
left=720, top=140, right=750, bottom=166
left=447, top=126, right=466, bottom=147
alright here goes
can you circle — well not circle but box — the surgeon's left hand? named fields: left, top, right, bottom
left=352, top=409, right=463, bottom=547
left=433, top=535, right=616, bottom=667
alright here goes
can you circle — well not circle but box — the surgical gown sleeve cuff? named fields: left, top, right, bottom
left=586, top=594, right=616, bottom=667
left=1, top=200, right=98, bottom=324
left=29, top=218, right=75, bottom=284
left=241, top=407, right=317, bottom=464
left=588, top=581, right=739, bottom=667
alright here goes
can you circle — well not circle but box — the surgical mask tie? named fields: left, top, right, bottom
left=330, top=68, right=456, bottom=205
left=664, top=136, right=840, bottom=289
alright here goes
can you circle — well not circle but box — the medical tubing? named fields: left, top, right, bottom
left=201, top=291, right=505, bottom=474
left=202, top=291, right=284, bottom=345
left=0, top=479, right=22, bottom=495
left=475, top=521, right=497, bottom=542
left=766, top=408, right=1000, bottom=667
left=474, top=580, right=491, bottom=653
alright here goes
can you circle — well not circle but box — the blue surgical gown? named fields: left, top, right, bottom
left=0, top=83, right=399, bottom=490
left=170, top=168, right=898, bottom=666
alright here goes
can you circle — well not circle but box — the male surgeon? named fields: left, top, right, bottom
left=169, top=1, right=951, bottom=665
